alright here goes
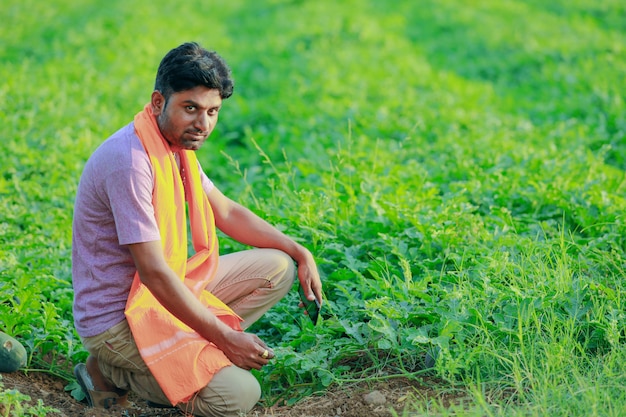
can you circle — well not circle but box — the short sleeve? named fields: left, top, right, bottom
left=105, top=164, right=160, bottom=245
left=198, top=160, right=215, bottom=194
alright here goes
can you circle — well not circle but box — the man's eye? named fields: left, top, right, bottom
left=208, top=108, right=219, bottom=116
left=186, top=106, right=196, bottom=111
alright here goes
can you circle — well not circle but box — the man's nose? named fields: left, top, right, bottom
left=195, top=112, right=209, bottom=132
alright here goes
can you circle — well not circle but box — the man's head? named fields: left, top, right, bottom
left=154, top=42, right=234, bottom=102
left=151, top=42, right=234, bottom=151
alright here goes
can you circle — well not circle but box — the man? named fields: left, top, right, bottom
left=71, top=42, right=322, bottom=417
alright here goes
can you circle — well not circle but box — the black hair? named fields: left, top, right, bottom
left=154, top=42, right=234, bottom=101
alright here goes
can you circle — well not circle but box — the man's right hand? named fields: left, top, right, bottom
left=213, top=329, right=274, bottom=370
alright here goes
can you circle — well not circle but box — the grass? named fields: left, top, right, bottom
left=1, top=0, right=625, bottom=415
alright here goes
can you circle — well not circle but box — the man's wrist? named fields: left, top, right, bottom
left=204, top=320, right=236, bottom=347
left=291, top=243, right=313, bottom=266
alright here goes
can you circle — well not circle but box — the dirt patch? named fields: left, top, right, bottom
left=1, top=370, right=464, bottom=416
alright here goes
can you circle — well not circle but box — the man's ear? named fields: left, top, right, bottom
left=151, top=90, right=165, bottom=116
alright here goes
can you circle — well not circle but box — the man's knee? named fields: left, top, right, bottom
left=270, top=249, right=296, bottom=289
left=183, top=366, right=261, bottom=417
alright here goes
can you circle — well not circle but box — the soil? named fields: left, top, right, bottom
left=0, top=370, right=465, bottom=417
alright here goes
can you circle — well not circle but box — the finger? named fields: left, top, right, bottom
left=311, top=279, right=323, bottom=306
left=301, top=272, right=322, bottom=303
left=254, top=339, right=272, bottom=354
left=247, top=355, right=269, bottom=371
left=253, top=340, right=274, bottom=358
left=249, top=362, right=262, bottom=371
left=258, top=347, right=275, bottom=359
left=248, top=352, right=265, bottom=370
left=251, top=334, right=265, bottom=345
left=298, top=278, right=316, bottom=300
left=314, top=288, right=323, bottom=306
left=306, top=286, right=322, bottom=306
left=304, top=285, right=315, bottom=300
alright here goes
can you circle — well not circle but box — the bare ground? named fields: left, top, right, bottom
left=0, top=370, right=466, bottom=417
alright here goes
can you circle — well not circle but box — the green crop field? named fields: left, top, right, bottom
left=1, top=0, right=625, bottom=415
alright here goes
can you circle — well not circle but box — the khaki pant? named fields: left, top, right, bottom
left=80, top=248, right=295, bottom=417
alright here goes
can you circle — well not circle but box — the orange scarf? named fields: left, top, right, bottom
left=124, top=104, right=242, bottom=405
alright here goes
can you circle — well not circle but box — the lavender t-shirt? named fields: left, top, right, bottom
left=72, top=122, right=214, bottom=337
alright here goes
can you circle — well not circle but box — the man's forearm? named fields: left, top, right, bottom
left=148, top=270, right=233, bottom=338
left=217, top=203, right=307, bottom=261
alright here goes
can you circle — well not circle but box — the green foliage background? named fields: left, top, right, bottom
left=1, top=0, right=625, bottom=415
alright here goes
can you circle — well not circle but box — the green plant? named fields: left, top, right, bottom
left=0, top=376, right=60, bottom=417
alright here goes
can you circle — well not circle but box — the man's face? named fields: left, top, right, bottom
left=150, top=85, right=223, bottom=151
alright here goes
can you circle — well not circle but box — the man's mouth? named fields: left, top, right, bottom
left=186, top=131, right=207, bottom=140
